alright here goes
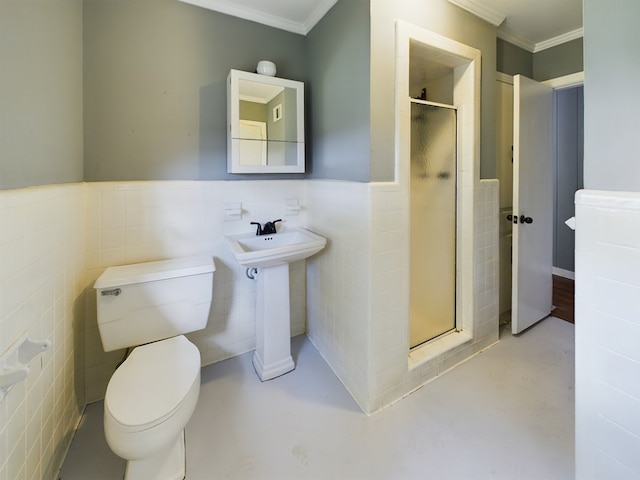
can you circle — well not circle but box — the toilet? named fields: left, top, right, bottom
left=94, top=256, right=215, bottom=480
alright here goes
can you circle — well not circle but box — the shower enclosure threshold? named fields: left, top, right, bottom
left=408, top=330, right=472, bottom=370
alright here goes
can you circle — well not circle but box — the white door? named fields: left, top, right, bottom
left=512, top=74, right=554, bottom=334
left=238, top=120, right=267, bottom=166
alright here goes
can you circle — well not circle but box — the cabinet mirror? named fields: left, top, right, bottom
left=227, top=69, right=305, bottom=173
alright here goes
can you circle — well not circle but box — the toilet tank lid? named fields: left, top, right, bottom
left=94, top=255, right=215, bottom=289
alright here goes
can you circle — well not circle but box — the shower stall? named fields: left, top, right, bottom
left=409, top=101, right=457, bottom=348
left=301, top=20, right=497, bottom=414
left=408, top=44, right=459, bottom=349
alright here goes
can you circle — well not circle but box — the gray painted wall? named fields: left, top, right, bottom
left=306, top=0, right=371, bottom=181
left=497, top=38, right=583, bottom=82
left=584, top=0, right=640, bottom=192
left=83, top=0, right=306, bottom=182
left=554, top=87, right=583, bottom=272
left=497, top=39, right=533, bottom=77
left=371, top=0, right=498, bottom=180
left=534, top=38, right=583, bottom=82
left=3, top=1, right=593, bottom=189
left=0, top=0, right=83, bottom=190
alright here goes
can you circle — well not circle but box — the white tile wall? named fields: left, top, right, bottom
left=306, top=179, right=499, bottom=414
left=0, top=184, right=84, bottom=480
left=306, top=180, right=373, bottom=409
left=474, top=180, right=500, bottom=338
left=575, top=190, right=640, bottom=480
left=82, top=181, right=308, bottom=402
left=369, top=179, right=499, bottom=411
left=0, top=177, right=500, bottom=478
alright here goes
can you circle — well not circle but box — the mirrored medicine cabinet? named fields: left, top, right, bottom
left=227, top=69, right=305, bottom=173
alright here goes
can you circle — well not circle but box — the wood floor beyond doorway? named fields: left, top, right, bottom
left=552, top=274, right=575, bottom=323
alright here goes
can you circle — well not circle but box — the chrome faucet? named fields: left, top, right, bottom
left=250, top=219, right=281, bottom=236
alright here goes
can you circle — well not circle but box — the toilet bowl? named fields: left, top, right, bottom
left=94, top=256, right=215, bottom=480
left=104, top=336, right=200, bottom=479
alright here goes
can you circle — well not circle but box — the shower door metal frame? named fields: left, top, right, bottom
left=409, top=98, right=459, bottom=349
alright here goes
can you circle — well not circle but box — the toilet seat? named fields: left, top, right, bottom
left=105, top=335, right=201, bottom=432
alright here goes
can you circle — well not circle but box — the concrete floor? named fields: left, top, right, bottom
left=59, top=316, right=575, bottom=479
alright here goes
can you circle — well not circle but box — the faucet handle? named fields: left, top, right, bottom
left=250, top=222, right=263, bottom=236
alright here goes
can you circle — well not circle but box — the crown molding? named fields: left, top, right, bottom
left=447, top=0, right=505, bottom=27
left=497, top=29, right=535, bottom=52
left=499, top=26, right=583, bottom=54
left=178, top=0, right=306, bottom=35
left=534, top=28, right=583, bottom=53
left=303, top=0, right=339, bottom=34
left=178, top=0, right=339, bottom=35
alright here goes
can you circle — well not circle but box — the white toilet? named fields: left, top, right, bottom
left=94, top=256, right=215, bottom=480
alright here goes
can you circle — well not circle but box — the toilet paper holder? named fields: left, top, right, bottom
left=0, top=334, right=51, bottom=402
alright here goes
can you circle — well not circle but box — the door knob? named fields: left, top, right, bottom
left=520, top=215, right=533, bottom=224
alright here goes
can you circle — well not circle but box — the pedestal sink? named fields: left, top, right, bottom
left=225, top=227, right=326, bottom=380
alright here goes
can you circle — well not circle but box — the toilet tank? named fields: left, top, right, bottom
left=94, top=256, right=215, bottom=352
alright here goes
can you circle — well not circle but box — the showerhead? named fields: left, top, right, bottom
left=413, top=87, right=427, bottom=101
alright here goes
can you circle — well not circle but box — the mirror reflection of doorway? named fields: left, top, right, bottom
left=238, top=120, right=267, bottom=166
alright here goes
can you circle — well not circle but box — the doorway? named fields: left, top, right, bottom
left=496, top=73, right=584, bottom=327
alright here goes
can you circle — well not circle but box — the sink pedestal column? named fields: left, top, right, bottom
left=253, top=264, right=295, bottom=381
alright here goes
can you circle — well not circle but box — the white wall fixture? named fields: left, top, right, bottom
left=0, top=334, right=51, bottom=401
left=224, top=201, right=243, bottom=221
left=285, top=198, right=301, bottom=215
left=256, top=60, right=276, bottom=76
left=565, top=216, right=576, bottom=230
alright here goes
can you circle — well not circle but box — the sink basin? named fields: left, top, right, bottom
left=225, top=227, right=326, bottom=268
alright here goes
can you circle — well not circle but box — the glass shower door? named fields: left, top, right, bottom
left=409, top=102, right=457, bottom=348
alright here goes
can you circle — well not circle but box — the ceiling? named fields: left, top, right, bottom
left=449, top=0, right=583, bottom=52
left=178, top=0, right=582, bottom=52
